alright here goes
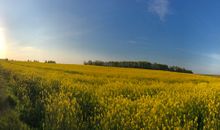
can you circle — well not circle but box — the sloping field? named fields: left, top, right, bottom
left=0, top=60, right=219, bottom=129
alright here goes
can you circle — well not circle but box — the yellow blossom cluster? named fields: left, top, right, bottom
left=0, top=60, right=219, bottom=129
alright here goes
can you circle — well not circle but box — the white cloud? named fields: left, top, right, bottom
left=207, top=53, right=220, bottom=60
left=148, top=0, right=170, bottom=21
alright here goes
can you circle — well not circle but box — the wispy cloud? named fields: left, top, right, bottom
left=207, top=53, right=220, bottom=60
left=147, top=0, right=170, bottom=21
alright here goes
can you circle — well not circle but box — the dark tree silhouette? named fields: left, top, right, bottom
left=84, top=60, right=193, bottom=74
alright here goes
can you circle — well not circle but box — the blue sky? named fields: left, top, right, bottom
left=0, top=0, right=220, bottom=74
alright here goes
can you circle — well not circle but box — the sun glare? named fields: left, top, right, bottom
left=0, top=28, right=6, bottom=58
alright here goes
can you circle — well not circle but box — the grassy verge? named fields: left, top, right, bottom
left=0, top=71, right=29, bottom=129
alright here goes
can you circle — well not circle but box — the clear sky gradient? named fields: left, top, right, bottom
left=0, top=0, right=220, bottom=74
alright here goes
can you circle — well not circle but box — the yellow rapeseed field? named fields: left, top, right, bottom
left=0, top=60, right=219, bottom=129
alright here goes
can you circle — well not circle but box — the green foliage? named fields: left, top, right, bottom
left=10, top=76, right=46, bottom=128
left=0, top=110, right=29, bottom=130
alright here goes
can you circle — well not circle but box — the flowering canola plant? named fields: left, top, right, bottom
left=0, top=60, right=219, bottom=129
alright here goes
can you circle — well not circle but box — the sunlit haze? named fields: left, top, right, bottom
left=0, top=28, right=6, bottom=58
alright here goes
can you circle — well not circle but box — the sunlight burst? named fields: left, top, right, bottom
left=0, top=28, right=6, bottom=58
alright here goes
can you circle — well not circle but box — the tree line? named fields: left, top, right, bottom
left=27, top=60, right=56, bottom=64
left=84, top=60, right=193, bottom=74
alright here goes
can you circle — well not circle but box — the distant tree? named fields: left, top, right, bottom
left=33, top=60, right=39, bottom=63
left=169, top=66, right=193, bottom=74
left=94, top=60, right=104, bottom=66
left=45, top=60, right=56, bottom=64
left=84, top=60, right=193, bottom=74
